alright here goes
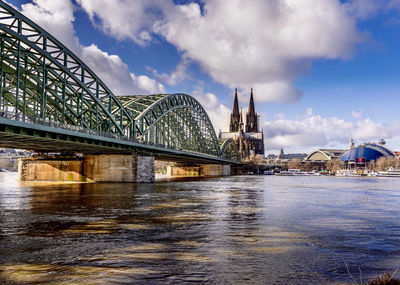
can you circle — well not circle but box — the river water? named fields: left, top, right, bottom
left=1, top=172, right=400, bottom=284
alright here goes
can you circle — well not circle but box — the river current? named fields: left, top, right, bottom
left=1, top=172, right=400, bottom=284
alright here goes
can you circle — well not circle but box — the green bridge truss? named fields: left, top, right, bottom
left=0, top=2, right=240, bottom=164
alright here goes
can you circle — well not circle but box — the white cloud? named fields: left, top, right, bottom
left=149, top=57, right=190, bottom=86
left=155, top=0, right=361, bottom=103
left=81, top=44, right=165, bottom=94
left=20, top=0, right=79, bottom=53
left=17, top=0, right=164, bottom=95
left=351, top=110, right=363, bottom=119
left=275, top=113, right=287, bottom=120
left=131, top=74, right=165, bottom=94
left=264, top=110, right=400, bottom=153
left=76, top=0, right=166, bottom=45
left=77, top=0, right=363, bottom=103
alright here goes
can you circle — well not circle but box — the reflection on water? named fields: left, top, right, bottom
left=1, top=173, right=400, bottom=283
left=0, top=263, right=159, bottom=284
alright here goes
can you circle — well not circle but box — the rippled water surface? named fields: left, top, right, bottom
left=1, top=173, right=400, bottom=284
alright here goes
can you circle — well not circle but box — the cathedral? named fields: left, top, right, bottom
left=219, top=88, right=265, bottom=160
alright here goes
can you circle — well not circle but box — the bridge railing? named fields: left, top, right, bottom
left=0, top=111, right=227, bottom=160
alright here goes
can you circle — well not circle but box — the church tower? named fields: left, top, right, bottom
left=221, top=87, right=265, bottom=160
left=245, top=88, right=259, bottom=132
left=229, top=88, right=240, bottom=132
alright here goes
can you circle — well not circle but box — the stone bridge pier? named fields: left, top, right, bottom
left=18, top=154, right=155, bottom=183
left=166, top=163, right=231, bottom=177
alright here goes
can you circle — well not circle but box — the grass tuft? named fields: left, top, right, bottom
left=366, top=270, right=400, bottom=285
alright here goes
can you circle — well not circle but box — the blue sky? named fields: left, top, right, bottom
left=6, top=0, right=400, bottom=154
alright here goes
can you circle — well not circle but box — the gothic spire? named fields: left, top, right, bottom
left=248, top=88, right=255, bottom=115
left=229, top=88, right=241, bottom=132
left=245, top=88, right=258, bottom=132
left=233, top=88, right=239, bottom=115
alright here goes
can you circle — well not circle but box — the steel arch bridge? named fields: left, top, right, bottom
left=219, top=138, right=240, bottom=161
left=0, top=2, right=240, bottom=164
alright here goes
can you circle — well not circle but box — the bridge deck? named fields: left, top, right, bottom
left=0, top=117, right=240, bottom=165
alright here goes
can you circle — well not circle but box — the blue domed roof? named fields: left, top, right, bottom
left=340, top=143, right=395, bottom=162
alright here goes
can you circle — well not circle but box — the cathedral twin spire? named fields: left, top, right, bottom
left=229, top=88, right=241, bottom=132
left=245, top=88, right=258, bottom=132
left=229, top=88, right=259, bottom=133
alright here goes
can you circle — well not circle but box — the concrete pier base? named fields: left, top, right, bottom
left=18, top=154, right=155, bottom=183
left=18, top=159, right=85, bottom=182
left=166, top=165, right=200, bottom=177
left=200, top=164, right=231, bottom=176
left=84, top=155, right=135, bottom=182
left=166, top=164, right=231, bottom=177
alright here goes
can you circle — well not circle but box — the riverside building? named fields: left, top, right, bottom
left=340, top=138, right=396, bottom=168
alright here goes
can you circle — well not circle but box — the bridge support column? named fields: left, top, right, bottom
left=18, top=159, right=85, bottom=182
left=166, top=164, right=231, bottom=177
left=200, top=164, right=231, bottom=176
left=134, top=155, right=155, bottom=183
left=84, top=154, right=155, bottom=183
left=18, top=154, right=155, bottom=183
left=166, top=164, right=200, bottom=177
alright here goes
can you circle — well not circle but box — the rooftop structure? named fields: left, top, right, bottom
left=278, top=148, right=307, bottom=160
left=349, top=138, right=355, bottom=149
left=305, top=149, right=344, bottom=162
left=340, top=143, right=395, bottom=162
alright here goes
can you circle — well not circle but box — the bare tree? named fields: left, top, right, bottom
left=326, top=160, right=343, bottom=173
left=375, top=157, right=398, bottom=171
left=301, top=161, right=312, bottom=171
left=367, top=160, right=376, bottom=170
left=288, top=158, right=302, bottom=169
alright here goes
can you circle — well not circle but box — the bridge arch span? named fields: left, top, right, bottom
left=219, top=138, right=240, bottom=161
left=118, top=94, right=221, bottom=157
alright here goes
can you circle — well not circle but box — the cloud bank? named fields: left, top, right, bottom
left=264, top=110, right=400, bottom=153
left=77, top=0, right=364, bottom=103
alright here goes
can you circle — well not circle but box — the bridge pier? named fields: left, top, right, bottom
left=18, top=159, right=86, bottom=182
left=84, top=154, right=155, bottom=183
left=166, top=164, right=201, bottom=177
left=200, top=164, right=231, bottom=176
left=166, top=164, right=231, bottom=177
left=18, top=154, right=155, bottom=183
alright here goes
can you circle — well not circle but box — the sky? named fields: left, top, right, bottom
left=5, top=0, right=400, bottom=154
